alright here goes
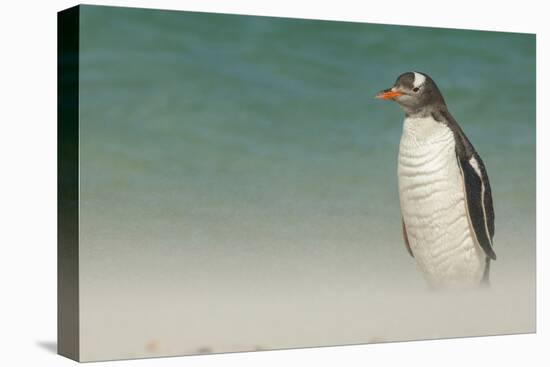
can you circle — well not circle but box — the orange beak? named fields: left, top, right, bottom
left=376, top=89, right=402, bottom=100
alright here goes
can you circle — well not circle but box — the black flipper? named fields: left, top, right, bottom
left=402, top=218, right=414, bottom=258
left=457, top=154, right=497, bottom=260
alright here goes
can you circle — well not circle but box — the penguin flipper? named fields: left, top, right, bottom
left=402, top=217, right=414, bottom=257
left=457, top=153, right=497, bottom=260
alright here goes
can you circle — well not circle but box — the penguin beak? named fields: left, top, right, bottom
left=376, top=88, right=402, bottom=100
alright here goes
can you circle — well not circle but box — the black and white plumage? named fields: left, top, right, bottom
left=376, top=71, right=496, bottom=288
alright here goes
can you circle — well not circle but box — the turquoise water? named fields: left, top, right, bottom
left=77, top=5, right=535, bottom=361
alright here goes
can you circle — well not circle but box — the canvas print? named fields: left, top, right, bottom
left=57, top=4, right=536, bottom=362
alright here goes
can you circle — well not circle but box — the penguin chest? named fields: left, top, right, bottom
left=397, top=116, right=485, bottom=286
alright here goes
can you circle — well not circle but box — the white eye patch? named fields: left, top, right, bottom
left=413, top=72, right=426, bottom=88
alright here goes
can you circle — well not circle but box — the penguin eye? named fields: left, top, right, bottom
left=413, top=87, right=420, bottom=92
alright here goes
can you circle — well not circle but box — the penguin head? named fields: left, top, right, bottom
left=376, top=71, right=446, bottom=113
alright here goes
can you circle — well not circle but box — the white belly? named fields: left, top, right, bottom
left=398, top=116, right=486, bottom=288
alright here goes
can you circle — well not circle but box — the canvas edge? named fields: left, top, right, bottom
left=57, top=4, right=81, bottom=362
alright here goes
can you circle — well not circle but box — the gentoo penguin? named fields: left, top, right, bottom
left=376, top=71, right=496, bottom=288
